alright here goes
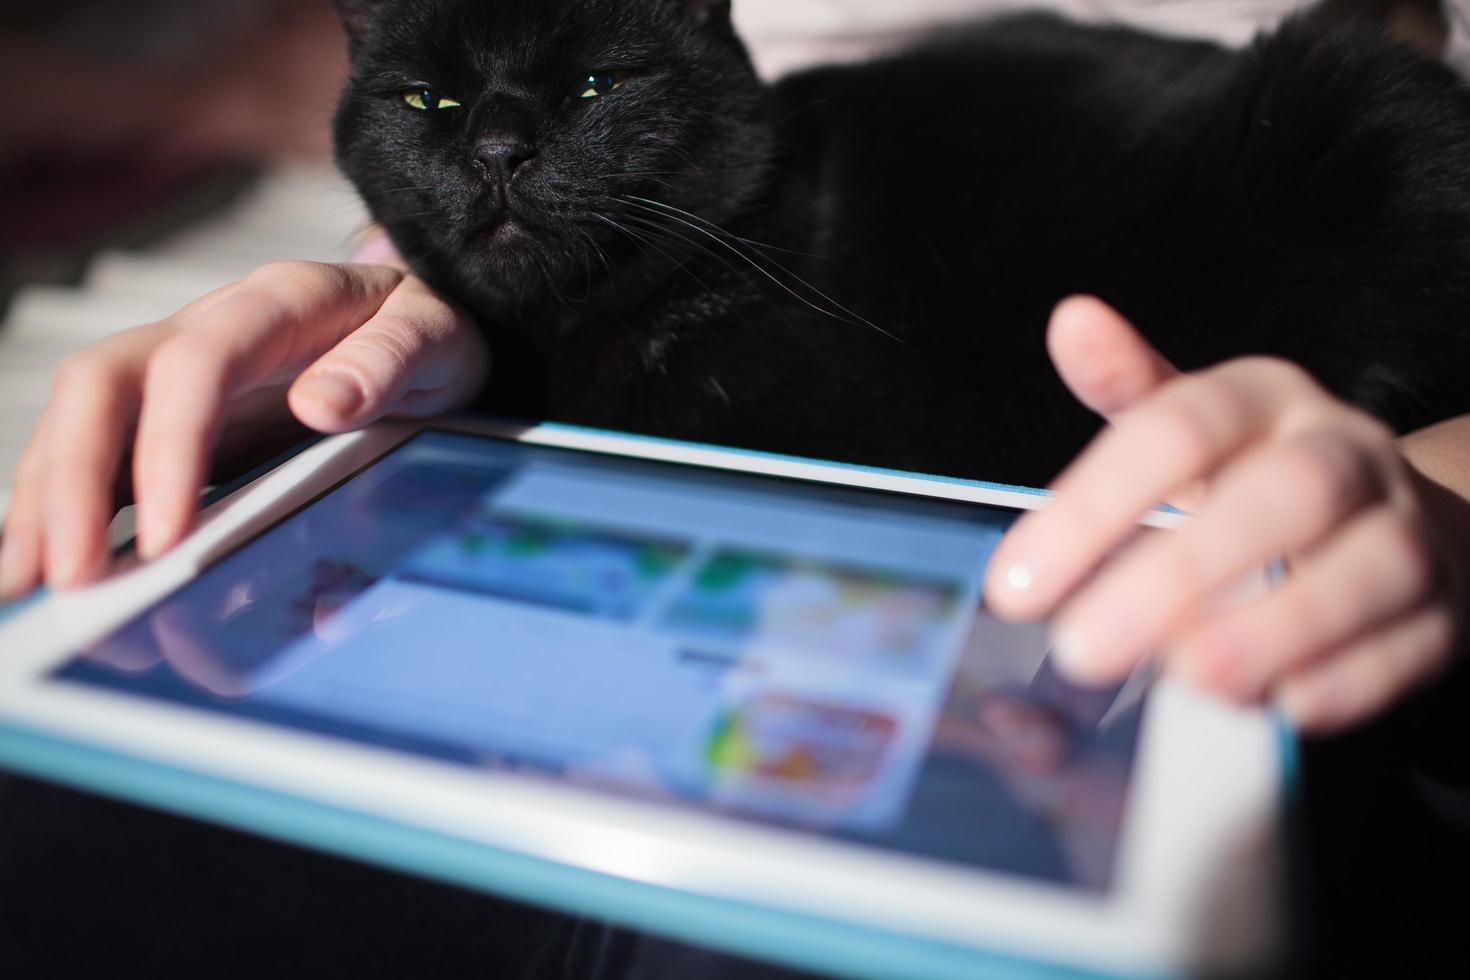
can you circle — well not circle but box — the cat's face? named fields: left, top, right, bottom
left=332, top=0, right=772, bottom=326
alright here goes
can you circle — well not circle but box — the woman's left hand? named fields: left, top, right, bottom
left=983, top=296, right=1468, bottom=734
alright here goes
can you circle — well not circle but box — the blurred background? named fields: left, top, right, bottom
left=0, top=0, right=369, bottom=521
left=0, top=0, right=1462, bottom=521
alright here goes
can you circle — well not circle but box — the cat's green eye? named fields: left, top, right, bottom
left=575, top=72, right=624, bottom=100
left=401, top=87, right=461, bottom=111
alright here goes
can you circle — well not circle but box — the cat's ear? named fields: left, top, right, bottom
left=333, top=0, right=387, bottom=41
left=683, top=0, right=732, bottom=28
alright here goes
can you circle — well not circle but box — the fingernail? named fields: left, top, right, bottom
left=48, top=554, right=83, bottom=589
left=136, top=511, right=173, bottom=561
left=301, top=372, right=363, bottom=418
left=1003, top=563, right=1034, bottom=591
left=0, top=546, right=24, bottom=600
left=45, top=524, right=84, bottom=588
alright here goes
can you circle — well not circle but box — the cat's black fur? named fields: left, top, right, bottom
left=332, top=0, right=1470, bottom=486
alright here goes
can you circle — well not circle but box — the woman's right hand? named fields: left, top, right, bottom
left=0, top=258, right=489, bottom=600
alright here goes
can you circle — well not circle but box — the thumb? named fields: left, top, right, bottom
left=288, top=275, right=490, bottom=433
left=1047, top=296, right=1179, bottom=421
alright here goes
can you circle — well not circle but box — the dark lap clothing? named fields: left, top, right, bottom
left=3, top=667, right=1470, bottom=977
left=0, top=773, right=817, bottom=980
left=1294, top=660, right=1470, bottom=972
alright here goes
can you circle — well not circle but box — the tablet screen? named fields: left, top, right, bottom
left=54, top=430, right=1146, bottom=892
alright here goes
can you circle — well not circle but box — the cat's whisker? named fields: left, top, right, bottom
left=521, top=247, right=560, bottom=314
left=597, top=214, right=695, bottom=266
left=615, top=202, right=774, bottom=274
left=360, top=182, right=424, bottom=193
left=331, top=219, right=383, bottom=257
left=622, top=195, right=823, bottom=260
left=323, top=200, right=376, bottom=220
left=616, top=204, right=813, bottom=311
left=334, top=185, right=428, bottom=220
left=617, top=212, right=803, bottom=337
left=397, top=232, right=468, bottom=279
left=618, top=212, right=765, bottom=295
left=617, top=198, right=901, bottom=343
left=596, top=172, right=676, bottom=191
left=354, top=184, right=426, bottom=203
left=662, top=145, right=700, bottom=172
left=622, top=195, right=876, bottom=322
left=568, top=231, right=591, bottom=301
left=597, top=215, right=702, bottom=274
left=573, top=229, right=616, bottom=301
left=594, top=213, right=718, bottom=298
left=578, top=228, right=615, bottom=282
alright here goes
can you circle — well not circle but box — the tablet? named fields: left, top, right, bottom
left=0, top=418, right=1285, bottom=979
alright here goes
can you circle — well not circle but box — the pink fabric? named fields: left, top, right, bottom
left=350, top=233, right=401, bottom=266
left=733, top=0, right=1470, bottom=79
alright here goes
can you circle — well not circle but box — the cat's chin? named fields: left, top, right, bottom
left=452, top=217, right=576, bottom=308
left=477, top=217, right=531, bottom=249
left=468, top=216, right=548, bottom=272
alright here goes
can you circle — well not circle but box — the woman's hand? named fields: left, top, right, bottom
left=983, top=296, right=1467, bottom=734
left=0, top=256, right=488, bottom=600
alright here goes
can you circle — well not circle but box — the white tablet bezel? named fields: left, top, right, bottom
left=0, top=417, right=1284, bottom=977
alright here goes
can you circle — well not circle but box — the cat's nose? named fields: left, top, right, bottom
left=473, top=137, right=536, bottom=183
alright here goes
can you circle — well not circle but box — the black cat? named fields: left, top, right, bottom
left=332, top=0, right=1470, bottom=487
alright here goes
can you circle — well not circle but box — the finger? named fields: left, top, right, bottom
left=288, top=275, right=489, bottom=432
left=132, top=262, right=403, bottom=558
left=1170, top=507, right=1440, bottom=701
left=5, top=286, right=237, bottom=591
left=1046, top=296, right=1179, bottom=419
left=1048, top=297, right=1216, bottom=514
left=0, top=411, right=52, bottom=600
left=986, top=357, right=1324, bottom=620
left=40, top=351, right=145, bottom=588
left=15, top=317, right=181, bottom=591
left=1048, top=427, right=1388, bottom=683
left=1275, top=604, right=1456, bottom=734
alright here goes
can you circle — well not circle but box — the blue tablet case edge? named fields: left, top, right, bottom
left=0, top=422, right=1273, bottom=979
left=0, top=718, right=1153, bottom=980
